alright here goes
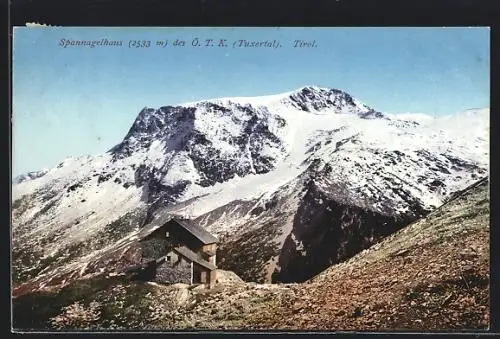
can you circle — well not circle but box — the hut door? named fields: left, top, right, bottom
left=200, top=271, right=207, bottom=283
left=192, top=264, right=202, bottom=284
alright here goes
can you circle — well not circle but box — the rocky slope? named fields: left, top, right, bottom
left=11, top=86, right=489, bottom=292
left=12, top=177, right=489, bottom=331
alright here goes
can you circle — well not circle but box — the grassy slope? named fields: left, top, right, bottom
left=12, top=180, right=489, bottom=331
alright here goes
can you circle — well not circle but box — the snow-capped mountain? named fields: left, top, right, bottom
left=11, top=86, right=489, bottom=291
left=13, top=168, right=49, bottom=184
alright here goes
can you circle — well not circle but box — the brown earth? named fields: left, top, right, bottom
left=12, top=179, right=489, bottom=331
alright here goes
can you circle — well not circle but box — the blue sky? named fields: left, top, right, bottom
left=12, top=27, right=489, bottom=176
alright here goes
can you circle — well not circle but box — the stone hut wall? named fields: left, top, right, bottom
left=154, top=251, right=192, bottom=284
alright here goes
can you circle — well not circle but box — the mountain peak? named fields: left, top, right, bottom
left=112, top=86, right=385, bottom=154
left=182, top=87, right=375, bottom=122
left=284, top=86, right=375, bottom=115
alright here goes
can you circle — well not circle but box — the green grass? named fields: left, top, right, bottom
left=12, top=274, right=137, bottom=330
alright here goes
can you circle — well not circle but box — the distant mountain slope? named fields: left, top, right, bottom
left=13, top=168, right=49, bottom=184
left=13, top=178, right=489, bottom=331
left=12, top=86, right=489, bottom=291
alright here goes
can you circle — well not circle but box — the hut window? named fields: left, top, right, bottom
left=165, top=231, right=170, bottom=237
left=166, top=255, right=171, bottom=262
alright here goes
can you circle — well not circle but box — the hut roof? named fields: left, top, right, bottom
left=139, top=215, right=218, bottom=245
left=173, top=246, right=217, bottom=270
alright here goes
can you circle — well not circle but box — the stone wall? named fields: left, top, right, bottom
left=154, top=251, right=192, bottom=284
